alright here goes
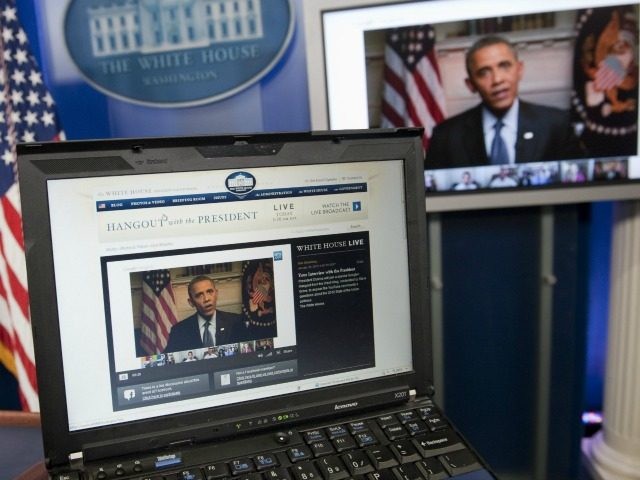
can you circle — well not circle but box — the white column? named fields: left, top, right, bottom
left=582, top=200, right=640, bottom=480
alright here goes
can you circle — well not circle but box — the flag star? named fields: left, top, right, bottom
left=0, top=91, right=5, bottom=103
left=29, top=70, right=42, bottom=86
left=43, top=92, right=54, bottom=107
left=26, top=90, right=40, bottom=106
left=2, top=149, right=14, bottom=165
left=3, top=48, right=12, bottom=62
left=25, top=110, right=38, bottom=126
left=2, top=6, right=17, bottom=23
left=14, top=48, right=28, bottom=65
left=10, top=89, right=23, bottom=104
left=22, top=130, right=36, bottom=143
left=2, top=26, right=14, bottom=43
left=11, top=69, right=26, bottom=85
left=10, top=111, right=21, bottom=123
left=0, top=112, right=4, bottom=123
left=41, top=111, right=55, bottom=126
left=16, top=28, right=27, bottom=45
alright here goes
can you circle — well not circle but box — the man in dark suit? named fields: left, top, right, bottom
left=426, top=35, right=585, bottom=169
left=164, top=275, right=246, bottom=353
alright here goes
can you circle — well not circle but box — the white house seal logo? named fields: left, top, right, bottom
left=64, top=0, right=294, bottom=107
left=225, top=171, right=256, bottom=196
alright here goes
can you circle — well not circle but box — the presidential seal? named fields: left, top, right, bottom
left=572, top=6, right=638, bottom=156
left=242, top=259, right=277, bottom=338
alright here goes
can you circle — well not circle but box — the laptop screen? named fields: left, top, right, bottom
left=45, top=156, right=414, bottom=432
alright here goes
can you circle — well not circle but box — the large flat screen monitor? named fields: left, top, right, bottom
left=304, top=0, right=640, bottom=211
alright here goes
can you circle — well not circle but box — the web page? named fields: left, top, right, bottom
left=47, top=160, right=413, bottom=431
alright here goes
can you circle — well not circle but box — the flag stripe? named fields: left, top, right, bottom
left=1, top=243, right=28, bottom=319
left=380, top=25, right=447, bottom=150
left=1, top=194, right=24, bottom=250
left=140, top=270, right=178, bottom=355
left=383, top=54, right=424, bottom=131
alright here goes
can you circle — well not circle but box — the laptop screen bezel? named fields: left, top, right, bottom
left=17, top=129, right=432, bottom=466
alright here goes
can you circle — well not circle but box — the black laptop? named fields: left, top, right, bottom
left=17, top=129, right=495, bottom=480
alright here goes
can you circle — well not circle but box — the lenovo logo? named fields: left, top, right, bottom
left=334, top=401, right=359, bottom=411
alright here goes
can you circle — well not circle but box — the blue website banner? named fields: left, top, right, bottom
left=96, top=183, right=368, bottom=212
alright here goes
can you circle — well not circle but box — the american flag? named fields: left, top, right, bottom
left=250, top=284, right=268, bottom=307
left=140, top=269, right=178, bottom=355
left=594, top=54, right=628, bottom=91
left=0, top=0, right=64, bottom=412
left=380, top=25, right=446, bottom=150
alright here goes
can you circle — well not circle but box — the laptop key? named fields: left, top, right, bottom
left=342, top=451, right=375, bottom=476
left=414, top=431, right=464, bottom=457
left=377, top=415, right=399, bottom=429
left=354, top=432, right=378, bottom=448
left=230, top=458, right=256, bottom=475
left=311, top=440, right=336, bottom=457
left=366, top=446, right=398, bottom=470
left=417, top=406, right=438, bottom=420
left=405, top=420, right=428, bottom=436
left=291, top=462, right=322, bottom=480
left=315, top=456, right=349, bottom=480
left=397, top=411, right=419, bottom=424
left=424, top=415, right=447, bottom=432
left=326, top=425, right=349, bottom=439
left=390, top=440, right=421, bottom=463
left=333, top=435, right=357, bottom=452
left=288, top=446, right=314, bottom=463
left=393, top=464, right=423, bottom=480
left=204, top=463, right=231, bottom=479
left=348, top=421, right=369, bottom=435
left=255, top=454, right=280, bottom=470
left=439, top=449, right=481, bottom=477
left=367, top=470, right=397, bottom=480
left=416, top=458, right=448, bottom=480
left=264, top=467, right=292, bottom=480
left=172, top=469, right=205, bottom=480
left=304, top=430, right=327, bottom=444
left=384, top=424, right=408, bottom=440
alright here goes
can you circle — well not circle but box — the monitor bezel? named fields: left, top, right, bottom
left=304, top=0, right=640, bottom=212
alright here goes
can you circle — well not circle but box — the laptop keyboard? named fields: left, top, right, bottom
left=64, top=403, right=493, bottom=480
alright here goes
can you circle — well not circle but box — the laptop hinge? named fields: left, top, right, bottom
left=69, top=451, right=84, bottom=470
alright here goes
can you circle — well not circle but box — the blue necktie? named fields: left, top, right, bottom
left=490, top=119, right=509, bottom=165
left=202, top=320, right=214, bottom=347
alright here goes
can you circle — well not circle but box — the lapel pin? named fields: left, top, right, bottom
left=523, top=131, right=534, bottom=140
